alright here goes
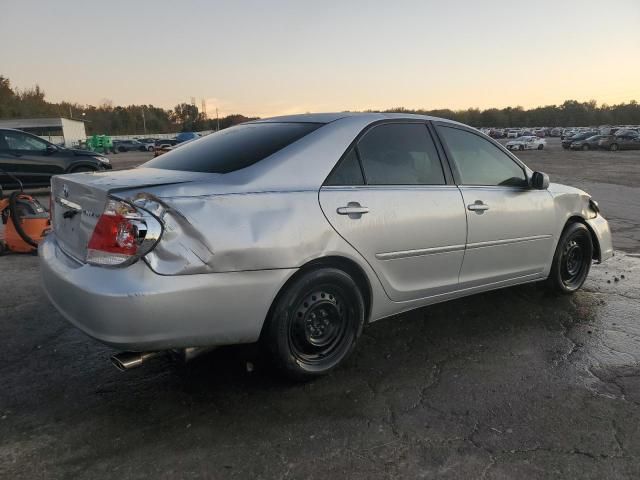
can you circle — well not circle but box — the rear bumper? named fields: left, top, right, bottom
left=39, top=235, right=295, bottom=351
left=586, top=214, right=614, bottom=263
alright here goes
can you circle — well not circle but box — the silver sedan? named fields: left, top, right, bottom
left=40, top=113, right=613, bottom=380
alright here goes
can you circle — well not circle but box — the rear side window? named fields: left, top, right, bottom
left=144, top=122, right=322, bottom=173
left=357, top=123, right=445, bottom=185
left=438, top=126, right=527, bottom=187
left=325, top=148, right=365, bottom=185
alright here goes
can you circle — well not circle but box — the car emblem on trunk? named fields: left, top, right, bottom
left=63, top=184, right=69, bottom=198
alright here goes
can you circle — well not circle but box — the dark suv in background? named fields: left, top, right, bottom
left=0, top=128, right=111, bottom=188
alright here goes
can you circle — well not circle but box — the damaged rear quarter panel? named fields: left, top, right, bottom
left=123, top=190, right=340, bottom=275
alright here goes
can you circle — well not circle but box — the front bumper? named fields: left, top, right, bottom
left=586, top=214, right=614, bottom=263
left=40, top=235, right=295, bottom=351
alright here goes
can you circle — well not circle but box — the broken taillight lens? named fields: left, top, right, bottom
left=86, top=198, right=162, bottom=266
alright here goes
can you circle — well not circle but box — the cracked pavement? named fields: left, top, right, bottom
left=1, top=253, right=638, bottom=479
left=1, top=141, right=640, bottom=478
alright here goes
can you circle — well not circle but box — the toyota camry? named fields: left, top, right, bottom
left=40, top=113, right=613, bottom=380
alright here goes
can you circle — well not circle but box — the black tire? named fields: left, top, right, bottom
left=610, top=143, right=619, bottom=151
left=262, top=268, right=365, bottom=381
left=538, top=144, right=544, bottom=150
left=547, top=222, right=593, bottom=294
left=582, top=144, right=590, bottom=151
left=72, top=166, right=96, bottom=173
left=118, top=146, right=126, bottom=152
left=519, top=145, right=524, bottom=151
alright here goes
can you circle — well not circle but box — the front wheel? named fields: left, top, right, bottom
left=547, top=222, right=593, bottom=294
left=538, top=144, right=544, bottom=150
left=610, top=143, right=619, bottom=151
left=519, top=145, right=525, bottom=151
left=262, top=268, right=365, bottom=381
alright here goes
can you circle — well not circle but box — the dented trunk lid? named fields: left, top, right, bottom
left=51, top=168, right=206, bottom=262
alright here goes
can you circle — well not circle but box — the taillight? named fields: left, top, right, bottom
left=86, top=198, right=162, bottom=267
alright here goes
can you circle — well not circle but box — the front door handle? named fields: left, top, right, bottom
left=467, top=201, right=489, bottom=213
left=337, top=202, right=369, bottom=218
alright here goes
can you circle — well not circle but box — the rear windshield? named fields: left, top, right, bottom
left=143, top=122, right=322, bottom=173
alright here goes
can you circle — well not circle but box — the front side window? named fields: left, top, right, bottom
left=144, top=122, right=322, bottom=173
left=356, top=123, right=445, bottom=185
left=3, top=131, right=48, bottom=152
left=438, top=126, right=527, bottom=187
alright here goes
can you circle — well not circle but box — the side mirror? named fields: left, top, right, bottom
left=46, top=145, right=57, bottom=154
left=531, top=171, right=549, bottom=190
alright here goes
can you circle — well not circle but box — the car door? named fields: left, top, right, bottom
left=2, top=130, right=63, bottom=186
left=435, top=123, right=555, bottom=288
left=319, top=122, right=467, bottom=302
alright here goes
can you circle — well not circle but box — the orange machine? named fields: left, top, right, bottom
left=0, top=187, right=50, bottom=254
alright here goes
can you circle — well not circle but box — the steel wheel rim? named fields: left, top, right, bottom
left=288, top=288, right=352, bottom=366
left=560, top=232, right=589, bottom=288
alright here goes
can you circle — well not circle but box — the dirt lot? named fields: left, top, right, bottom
left=1, top=138, right=639, bottom=479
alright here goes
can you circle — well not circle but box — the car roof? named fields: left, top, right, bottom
left=250, top=111, right=462, bottom=125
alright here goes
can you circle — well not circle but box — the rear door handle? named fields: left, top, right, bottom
left=467, top=201, right=489, bottom=212
left=337, top=202, right=369, bottom=218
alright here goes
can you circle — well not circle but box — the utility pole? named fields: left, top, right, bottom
left=141, top=107, right=147, bottom=135
left=68, top=105, right=72, bottom=119
left=216, top=108, right=219, bottom=131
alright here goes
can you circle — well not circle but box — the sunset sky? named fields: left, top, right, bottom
left=1, top=0, right=639, bottom=118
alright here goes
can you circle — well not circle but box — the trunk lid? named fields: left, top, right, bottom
left=51, top=168, right=204, bottom=261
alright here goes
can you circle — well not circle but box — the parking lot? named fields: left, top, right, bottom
left=1, top=138, right=639, bottom=478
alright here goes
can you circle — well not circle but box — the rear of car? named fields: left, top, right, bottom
left=40, top=121, right=326, bottom=350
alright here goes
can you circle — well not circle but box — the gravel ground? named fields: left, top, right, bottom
left=1, top=137, right=639, bottom=479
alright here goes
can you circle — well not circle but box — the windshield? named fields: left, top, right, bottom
left=143, top=122, right=322, bottom=173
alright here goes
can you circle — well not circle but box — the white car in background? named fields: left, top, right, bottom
left=506, top=135, right=546, bottom=151
left=506, top=129, right=521, bottom=138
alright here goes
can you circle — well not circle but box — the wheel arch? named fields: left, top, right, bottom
left=564, top=215, right=601, bottom=262
left=66, top=161, right=99, bottom=173
left=260, top=255, right=373, bottom=340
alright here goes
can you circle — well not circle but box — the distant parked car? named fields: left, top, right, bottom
left=570, top=135, right=607, bottom=151
left=154, top=138, right=178, bottom=147
left=534, top=129, right=546, bottom=138
left=597, top=132, right=640, bottom=151
left=113, top=139, right=148, bottom=152
left=506, top=136, right=546, bottom=151
left=561, top=131, right=598, bottom=149
left=550, top=128, right=563, bottom=137
left=135, top=138, right=159, bottom=152
left=153, top=138, right=195, bottom=157
left=506, top=129, right=520, bottom=138
left=176, top=132, right=200, bottom=143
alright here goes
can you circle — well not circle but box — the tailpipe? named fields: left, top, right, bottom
left=110, top=351, right=163, bottom=371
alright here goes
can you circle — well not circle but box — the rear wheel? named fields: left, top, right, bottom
left=519, top=145, right=524, bottom=151
left=263, top=268, right=365, bottom=381
left=538, top=144, right=544, bottom=150
left=547, top=222, right=593, bottom=294
left=610, top=143, right=619, bottom=151
left=582, top=144, right=590, bottom=151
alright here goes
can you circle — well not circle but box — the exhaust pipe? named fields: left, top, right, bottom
left=110, top=347, right=216, bottom=371
left=110, top=351, right=163, bottom=371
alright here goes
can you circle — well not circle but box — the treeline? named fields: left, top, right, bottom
left=2, top=75, right=639, bottom=132
left=0, top=75, right=256, bottom=135
left=377, top=99, right=640, bottom=127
